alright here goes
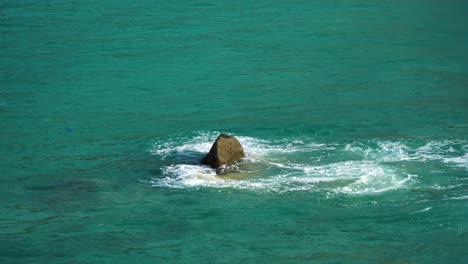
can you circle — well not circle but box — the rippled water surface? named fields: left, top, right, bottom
left=1, top=1, right=468, bottom=263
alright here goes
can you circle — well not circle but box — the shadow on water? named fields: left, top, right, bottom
left=22, top=178, right=113, bottom=211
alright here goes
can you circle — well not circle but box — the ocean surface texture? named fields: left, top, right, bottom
left=1, top=1, right=468, bottom=263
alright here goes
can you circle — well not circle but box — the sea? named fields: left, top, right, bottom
left=1, top=1, right=467, bottom=263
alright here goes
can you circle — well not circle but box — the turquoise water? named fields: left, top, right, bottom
left=1, top=1, right=468, bottom=263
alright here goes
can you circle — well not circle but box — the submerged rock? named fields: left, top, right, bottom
left=201, top=133, right=245, bottom=170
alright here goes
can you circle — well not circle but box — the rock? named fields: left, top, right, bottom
left=201, top=133, right=245, bottom=169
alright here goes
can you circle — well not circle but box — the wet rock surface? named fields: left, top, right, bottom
left=201, top=133, right=245, bottom=170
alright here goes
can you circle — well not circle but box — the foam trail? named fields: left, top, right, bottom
left=446, top=195, right=468, bottom=200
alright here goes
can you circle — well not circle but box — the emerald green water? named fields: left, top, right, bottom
left=1, top=1, right=468, bottom=263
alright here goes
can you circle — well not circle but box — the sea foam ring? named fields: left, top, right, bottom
left=149, top=132, right=465, bottom=193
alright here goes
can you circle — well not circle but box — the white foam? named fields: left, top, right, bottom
left=377, top=141, right=413, bottom=161
left=150, top=132, right=334, bottom=162
left=336, top=169, right=415, bottom=195
left=415, top=141, right=468, bottom=169
left=429, top=184, right=463, bottom=190
left=446, top=195, right=468, bottom=200
left=150, top=133, right=214, bottom=159
left=415, top=141, right=449, bottom=161
left=411, top=207, right=432, bottom=214
left=149, top=132, right=464, bottom=193
left=345, top=140, right=468, bottom=169
left=237, top=136, right=335, bottom=161
left=152, top=158, right=412, bottom=195
left=443, top=153, right=468, bottom=169
left=345, top=141, right=413, bottom=162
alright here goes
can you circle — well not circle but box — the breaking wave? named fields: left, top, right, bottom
left=148, top=132, right=467, bottom=194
